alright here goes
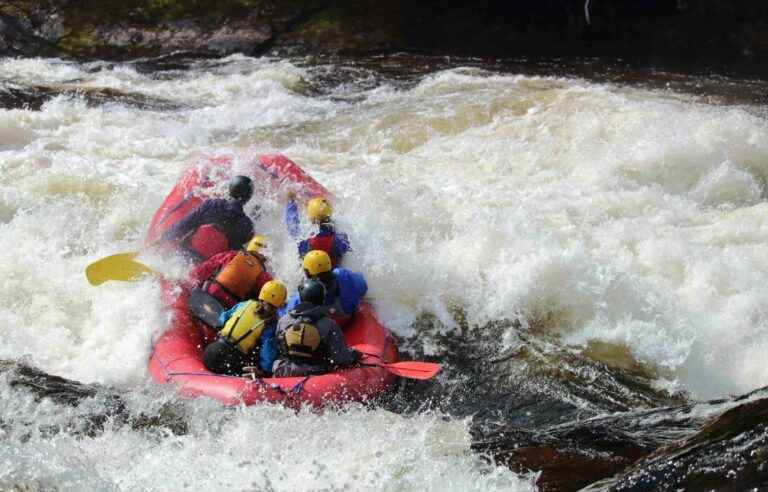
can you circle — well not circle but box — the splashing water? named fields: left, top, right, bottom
left=2, top=54, right=768, bottom=489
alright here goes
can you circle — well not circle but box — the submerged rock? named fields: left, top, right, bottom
left=0, top=81, right=184, bottom=111
left=385, top=311, right=768, bottom=490
left=583, top=389, right=768, bottom=491
left=0, top=359, right=188, bottom=438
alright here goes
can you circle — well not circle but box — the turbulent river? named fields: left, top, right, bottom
left=2, top=54, right=768, bottom=491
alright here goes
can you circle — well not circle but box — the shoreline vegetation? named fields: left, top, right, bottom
left=1, top=0, right=768, bottom=76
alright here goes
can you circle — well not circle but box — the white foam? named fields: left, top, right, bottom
left=277, top=67, right=768, bottom=399
left=3, top=56, right=768, bottom=488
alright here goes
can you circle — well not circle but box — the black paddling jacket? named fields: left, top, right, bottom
left=274, top=302, right=359, bottom=367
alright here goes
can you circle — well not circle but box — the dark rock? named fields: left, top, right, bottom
left=583, top=390, right=768, bottom=491
left=0, top=13, right=55, bottom=56
left=474, top=387, right=768, bottom=491
left=0, top=82, right=185, bottom=111
left=0, top=359, right=188, bottom=438
left=1, top=0, right=768, bottom=75
left=204, top=23, right=272, bottom=55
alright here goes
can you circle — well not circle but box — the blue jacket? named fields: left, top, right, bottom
left=285, top=199, right=350, bottom=260
left=281, top=267, right=368, bottom=317
left=162, top=198, right=254, bottom=250
left=218, top=302, right=277, bottom=374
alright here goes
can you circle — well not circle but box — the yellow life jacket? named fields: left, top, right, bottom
left=280, top=321, right=322, bottom=360
left=213, top=251, right=264, bottom=299
left=219, top=301, right=268, bottom=355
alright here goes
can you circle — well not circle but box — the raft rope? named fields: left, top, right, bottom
left=249, top=374, right=311, bottom=398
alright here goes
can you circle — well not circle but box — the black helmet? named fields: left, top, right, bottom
left=298, top=279, right=326, bottom=306
left=229, top=175, right=253, bottom=203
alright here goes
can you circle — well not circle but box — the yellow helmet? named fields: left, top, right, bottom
left=302, top=250, right=332, bottom=276
left=246, top=235, right=267, bottom=253
left=307, top=197, right=332, bottom=223
left=258, top=280, right=287, bottom=308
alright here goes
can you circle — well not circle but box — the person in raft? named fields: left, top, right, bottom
left=272, top=279, right=361, bottom=377
left=202, top=280, right=287, bottom=376
left=188, top=235, right=273, bottom=309
left=286, top=194, right=350, bottom=267
left=159, top=175, right=255, bottom=262
left=282, top=250, right=368, bottom=327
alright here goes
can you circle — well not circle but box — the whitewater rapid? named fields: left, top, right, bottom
left=2, top=54, right=768, bottom=490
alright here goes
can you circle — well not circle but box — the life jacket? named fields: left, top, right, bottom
left=211, top=251, right=265, bottom=300
left=186, top=224, right=230, bottom=260
left=279, top=318, right=323, bottom=363
left=307, top=234, right=339, bottom=267
left=219, top=301, right=268, bottom=355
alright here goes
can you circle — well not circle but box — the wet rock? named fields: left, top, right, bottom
left=204, top=23, right=273, bottom=55
left=89, top=19, right=273, bottom=58
left=474, top=386, right=768, bottom=491
left=0, top=85, right=51, bottom=111
left=0, top=81, right=185, bottom=111
left=0, top=13, right=55, bottom=57
left=385, top=313, right=692, bottom=491
left=390, top=314, right=684, bottom=422
left=583, top=389, right=768, bottom=491
left=0, top=0, right=331, bottom=59
left=0, top=359, right=188, bottom=438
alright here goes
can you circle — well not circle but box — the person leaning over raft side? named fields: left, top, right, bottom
left=272, top=279, right=361, bottom=377
left=159, top=175, right=255, bottom=262
left=286, top=194, right=350, bottom=267
left=283, top=250, right=367, bottom=327
left=202, top=280, right=287, bottom=376
left=188, top=235, right=273, bottom=309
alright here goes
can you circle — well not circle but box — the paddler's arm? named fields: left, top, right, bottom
left=334, top=268, right=368, bottom=315
left=257, top=325, right=277, bottom=374
left=160, top=200, right=212, bottom=242
left=332, top=231, right=351, bottom=259
left=285, top=195, right=301, bottom=239
left=325, top=320, right=361, bottom=367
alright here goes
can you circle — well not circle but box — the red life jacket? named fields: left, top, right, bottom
left=186, top=224, right=229, bottom=260
left=307, top=234, right=338, bottom=267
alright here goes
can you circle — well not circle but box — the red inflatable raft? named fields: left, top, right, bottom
left=146, top=153, right=398, bottom=407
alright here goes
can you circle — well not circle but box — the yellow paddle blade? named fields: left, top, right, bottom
left=85, top=252, right=158, bottom=286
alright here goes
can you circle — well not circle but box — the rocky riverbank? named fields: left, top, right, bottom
left=2, top=1, right=768, bottom=75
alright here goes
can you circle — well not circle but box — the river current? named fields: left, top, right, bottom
left=1, top=54, right=768, bottom=490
